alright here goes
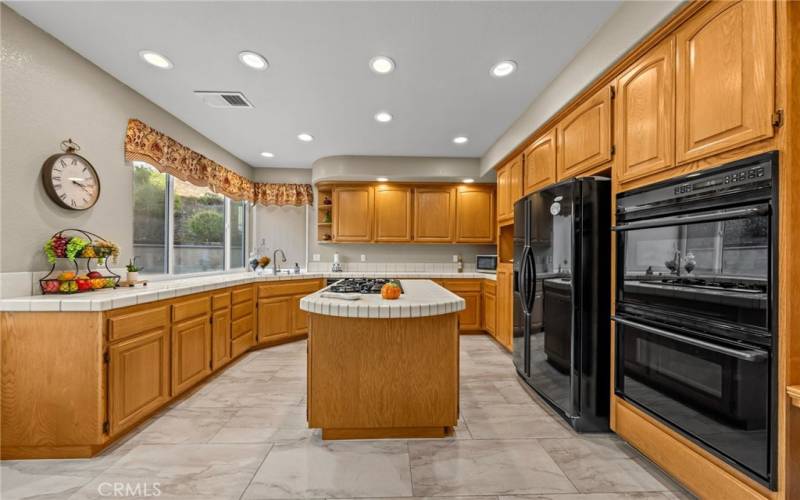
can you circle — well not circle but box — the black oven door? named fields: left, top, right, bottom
left=614, top=316, right=774, bottom=487
left=615, top=204, right=771, bottom=340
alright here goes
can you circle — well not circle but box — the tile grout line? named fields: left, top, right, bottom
left=237, top=442, right=275, bottom=500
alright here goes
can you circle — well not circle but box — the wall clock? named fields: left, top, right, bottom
left=41, top=139, right=101, bottom=210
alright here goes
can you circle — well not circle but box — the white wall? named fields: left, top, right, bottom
left=0, top=5, right=255, bottom=272
left=480, top=0, right=683, bottom=176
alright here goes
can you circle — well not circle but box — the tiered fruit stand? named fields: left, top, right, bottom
left=40, top=229, right=120, bottom=294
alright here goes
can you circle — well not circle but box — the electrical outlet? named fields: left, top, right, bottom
left=312, top=254, right=320, bottom=262
left=452, top=255, right=459, bottom=262
left=360, top=254, right=366, bottom=262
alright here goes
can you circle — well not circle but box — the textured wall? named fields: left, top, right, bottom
left=0, top=6, right=254, bottom=272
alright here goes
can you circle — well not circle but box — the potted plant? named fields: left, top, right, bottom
left=126, top=257, right=142, bottom=283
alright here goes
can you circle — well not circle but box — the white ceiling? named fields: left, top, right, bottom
left=8, top=1, right=620, bottom=169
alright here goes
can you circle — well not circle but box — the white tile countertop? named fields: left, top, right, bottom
left=300, top=279, right=466, bottom=319
left=0, top=271, right=494, bottom=312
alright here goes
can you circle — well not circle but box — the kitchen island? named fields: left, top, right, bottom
left=300, top=279, right=464, bottom=439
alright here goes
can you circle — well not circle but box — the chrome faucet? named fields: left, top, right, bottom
left=272, top=248, right=286, bottom=274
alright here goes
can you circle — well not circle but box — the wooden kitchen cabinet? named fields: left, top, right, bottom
left=291, top=294, right=310, bottom=335
left=171, top=296, right=212, bottom=396
left=482, top=280, right=496, bottom=336
left=333, top=186, right=373, bottom=242
left=413, top=187, right=455, bottom=242
left=524, top=129, right=557, bottom=194
left=374, top=185, right=412, bottom=242
left=230, top=285, right=255, bottom=359
left=258, top=296, right=292, bottom=342
left=455, top=186, right=495, bottom=243
left=675, top=0, right=774, bottom=164
left=440, top=280, right=482, bottom=332
left=496, top=155, right=521, bottom=224
left=616, top=37, right=675, bottom=183
left=495, top=263, right=513, bottom=351
left=211, top=292, right=231, bottom=371
left=108, top=326, right=170, bottom=436
left=557, top=86, right=613, bottom=180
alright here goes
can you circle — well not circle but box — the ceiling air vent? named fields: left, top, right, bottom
left=193, top=91, right=254, bottom=108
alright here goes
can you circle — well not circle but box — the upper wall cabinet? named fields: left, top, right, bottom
left=524, top=128, right=557, bottom=194
left=496, top=154, right=522, bottom=224
left=414, top=187, right=456, bottom=242
left=675, top=0, right=775, bottom=164
left=615, top=37, right=675, bottom=183
left=456, top=186, right=495, bottom=243
left=557, top=86, right=613, bottom=180
left=374, top=185, right=413, bottom=242
left=333, top=186, right=374, bottom=242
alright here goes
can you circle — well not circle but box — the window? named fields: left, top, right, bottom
left=132, top=161, right=249, bottom=275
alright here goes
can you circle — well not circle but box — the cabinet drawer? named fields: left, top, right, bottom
left=441, top=279, right=482, bottom=293
left=231, top=330, right=255, bottom=359
left=258, top=280, right=322, bottom=298
left=107, top=305, right=170, bottom=343
left=231, top=286, right=254, bottom=304
left=212, top=291, right=231, bottom=310
left=172, top=296, right=210, bottom=322
left=232, top=302, right=253, bottom=320
left=232, top=314, right=254, bottom=339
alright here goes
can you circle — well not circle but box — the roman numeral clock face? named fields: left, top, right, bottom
left=42, top=153, right=100, bottom=210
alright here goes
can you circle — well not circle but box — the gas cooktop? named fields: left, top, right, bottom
left=327, top=278, right=404, bottom=294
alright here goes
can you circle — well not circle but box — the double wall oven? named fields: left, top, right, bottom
left=612, top=152, right=778, bottom=489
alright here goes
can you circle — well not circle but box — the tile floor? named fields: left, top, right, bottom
left=0, top=335, right=693, bottom=500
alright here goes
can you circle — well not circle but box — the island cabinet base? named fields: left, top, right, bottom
left=307, top=312, right=459, bottom=440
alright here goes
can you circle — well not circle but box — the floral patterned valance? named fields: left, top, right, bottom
left=124, top=119, right=312, bottom=206
left=254, top=183, right=314, bottom=207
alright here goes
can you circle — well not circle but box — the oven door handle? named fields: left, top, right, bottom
left=611, top=316, right=768, bottom=362
left=611, top=204, right=769, bottom=231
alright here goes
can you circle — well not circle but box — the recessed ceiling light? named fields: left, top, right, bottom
left=260, top=152, right=275, bottom=158
left=453, top=136, right=469, bottom=144
left=490, top=60, right=517, bottom=78
left=376, top=177, right=389, bottom=182
left=139, top=50, right=173, bottom=69
left=238, top=51, right=268, bottom=70
left=369, top=56, right=395, bottom=74
left=463, top=178, right=475, bottom=184
left=297, top=133, right=314, bottom=142
left=374, top=111, right=393, bottom=123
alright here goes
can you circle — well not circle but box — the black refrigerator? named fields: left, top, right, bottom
left=512, top=176, right=611, bottom=432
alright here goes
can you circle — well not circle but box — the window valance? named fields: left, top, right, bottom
left=124, top=119, right=313, bottom=206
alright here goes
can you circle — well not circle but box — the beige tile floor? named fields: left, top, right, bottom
left=0, top=335, right=694, bottom=500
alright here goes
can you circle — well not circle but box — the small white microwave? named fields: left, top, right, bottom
left=476, top=255, right=498, bottom=273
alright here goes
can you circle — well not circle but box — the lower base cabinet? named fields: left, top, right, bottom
left=171, top=315, right=212, bottom=396
left=257, top=279, right=324, bottom=345
left=231, top=285, right=255, bottom=358
left=108, top=327, right=170, bottom=436
left=439, top=280, right=483, bottom=332
left=211, top=306, right=231, bottom=370
left=482, top=281, right=496, bottom=336
left=258, top=296, right=292, bottom=341
left=495, top=264, right=513, bottom=350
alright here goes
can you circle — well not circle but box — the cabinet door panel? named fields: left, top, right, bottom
left=509, top=155, right=523, bottom=207
left=483, top=290, right=496, bottom=335
left=257, top=296, right=292, bottom=342
left=557, top=86, right=612, bottom=179
left=455, top=187, right=495, bottom=243
left=457, top=292, right=481, bottom=331
left=292, top=294, right=309, bottom=335
left=109, top=327, right=170, bottom=435
left=524, top=129, right=557, bottom=194
left=211, top=307, right=231, bottom=371
left=617, top=38, right=675, bottom=182
left=375, top=185, right=412, bottom=242
left=333, top=186, right=373, bottom=242
left=496, top=165, right=511, bottom=222
left=495, top=264, right=513, bottom=350
left=414, top=187, right=455, bottom=242
left=172, top=316, right=211, bottom=396
left=675, top=0, right=774, bottom=163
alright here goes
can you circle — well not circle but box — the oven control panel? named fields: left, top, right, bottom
left=617, top=152, right=776, bottom=214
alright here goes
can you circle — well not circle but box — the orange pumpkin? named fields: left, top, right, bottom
left=381, top=282, right=401, bottom=300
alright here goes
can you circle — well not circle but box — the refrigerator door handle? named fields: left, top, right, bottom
left=517, top=246, right=530, bottom=313
left=526, top=248, right=537, bottom=312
